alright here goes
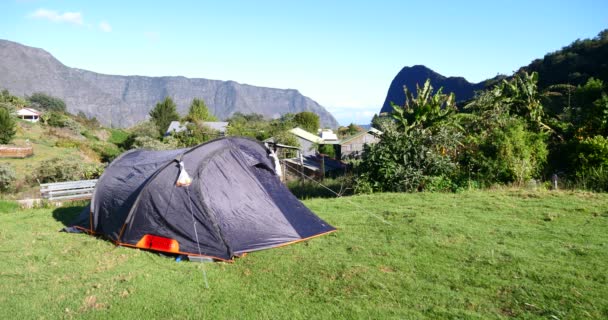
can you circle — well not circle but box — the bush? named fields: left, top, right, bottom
left=575, top=166, right=608, bottom=192
left=356, top=124, right=460, bottom=193
left=108, top=129, right=129, bottom=145
left=55, top=138, right=81, bottom=149
left=32, top=158, right=104, bottom=183
left=90, top=142, right=122, bottom=163
left=171, top=121, right=218, bottom=147
left=576, top=135, right=608, bottom=170
left=461, top=117, right=548, bottom=186
left=0, top=163, right=16, bottom=193
left=28, top=92, right=66, bottom=112
left=42, top=111, right=81, bottom=131
left=318, top=144, right=336, bottom=158
left=0, top=107, right=16, bottom=144
left=131, top=136, right=179, bottom=151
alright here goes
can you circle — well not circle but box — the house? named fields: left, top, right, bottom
left=165, top=121, right=229, bottom=136
left=16, top=108, right=41, bottom=122
left=288, top=127, right=325, bottom=156
left=338, top=127, right=382, bottom=159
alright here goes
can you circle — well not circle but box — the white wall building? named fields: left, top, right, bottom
left=16, top=108, right=41, bottom=122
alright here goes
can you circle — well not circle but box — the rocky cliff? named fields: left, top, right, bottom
left=0, top=39, right=339, bottom=128
left=380, top=65, right=489, bottom=114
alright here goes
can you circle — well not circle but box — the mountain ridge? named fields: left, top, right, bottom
left=379, top=65, right=489, bottom=114
left=0, top=39, right=339, bottom=128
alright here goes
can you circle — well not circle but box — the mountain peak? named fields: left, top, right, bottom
left=379, top=65, right=484, bottom=114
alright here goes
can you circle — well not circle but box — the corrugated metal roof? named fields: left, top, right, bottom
left=289, top=127, right=323, bottom=144
left=165, top=121, right=229, bottom=135
left=16, top=108, right=41, bottom=116
left=339, top=128, right=383, bottom=144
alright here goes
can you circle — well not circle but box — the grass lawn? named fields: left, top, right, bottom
left=0, top=190, right=607, bottom=319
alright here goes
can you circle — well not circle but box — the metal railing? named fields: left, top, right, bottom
left=40, top=179, right=98, bottom=201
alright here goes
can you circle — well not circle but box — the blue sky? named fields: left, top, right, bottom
left=1, top=1, right=606, bottom=125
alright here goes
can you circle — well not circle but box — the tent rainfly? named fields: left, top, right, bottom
left=66, top=137, right=335, bottom=261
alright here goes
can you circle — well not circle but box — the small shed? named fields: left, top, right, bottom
left=16, top=108, right=41, bottom=122
left=288, top=127, right=324, bottom=156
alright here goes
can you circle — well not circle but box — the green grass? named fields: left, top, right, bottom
left=0, top=191, right=607, bottom=319
left=107, top=129, right=129, bottom=145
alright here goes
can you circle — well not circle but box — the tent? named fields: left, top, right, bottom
left=68, top=137, right=335, bottom=261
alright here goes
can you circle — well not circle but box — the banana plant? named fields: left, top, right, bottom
left=391, top=79, right=456, bottom=132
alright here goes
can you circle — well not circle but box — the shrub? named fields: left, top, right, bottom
left=318, top=144, right=336, bottom=158
left=90, top=142, right=122, bottom=163
left=131, top=136, right=178, bottom=151
left=356, top=124, right=460, bottom=193
left=575, top=166, right=608, bottom=192
left=32, top=158, right=104, bottom=183
left=0, top=106, right=16, bottom=144
left=171, top=121, right=218, bottom=147
left=0, top=163, right=16, bottom=193
left=108, top=129, right=129, bottom=145
left=28, top=92, right=66, bottom=112
left=460, top=117, right=548, bottom=186
left=42, top=111, right=81, bottom=132
left=576, top=135, right=608, bottom=170
left=55, top=138, right=81, bottom=149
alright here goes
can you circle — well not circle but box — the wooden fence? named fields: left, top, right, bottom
left=0, top=146, right=34, bottom=158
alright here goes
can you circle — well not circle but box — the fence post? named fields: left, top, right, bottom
left=551, top=174, right=558, bottom=190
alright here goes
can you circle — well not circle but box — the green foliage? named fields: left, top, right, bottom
left=122, top=121, right=161, bottom=149
left=356, top=79, right=462, bottom=193
left=74, top=111, right=101, bottom=128
left=0, top=89, right=27, bottom=113
left=576, top=135, right=608, bottom=170
left=525, top=29, right=608, bottom=89
left=171, top=121, right=218, bottom=147
left=149, top=97, right=179, bottom=136
left=28, top=92, right=66, bottom=112
left=0, top=163, right=16, bottom=193
left=318, top=144, right=336, bottom=158
left=41, top=111, right=81, bottom=131
left=467, top=71, right=547, bottom=131
left=226, top=112, right=297, bottom=142
left=184, top=98, right=217, bottom=122
left=337, top=123, right=362, bottom=138
left=91, top=141, right=122, bottom=163
left=293, top=111, right=320, bottom=132
left=131, top=135, right=179, bottom=151
left=54, top=138, right=80, bottom=149
left=356, top=123, right=461, bottom=193
left=463, top=118, right=548, bottom=185
left=0, top=106, right=16, bottom=144
left=371, top=113, right=392, bottom=131
left=108, top=129, right=129, bottom=145
left=32, top=158, right=104, bottom=183
left=461, top=72, right=549, bottom=186
left=575, top=166, right=608, bottom=192
left=391, top=78, right=456, bottom=132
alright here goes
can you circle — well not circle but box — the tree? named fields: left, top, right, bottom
left=171, top=121, right=218, bottom=147
left=293, top=111, right=320, bottom=133
left=28, top=92, right=66, bottom=112
left=391, top=79, right=456, bottom=132
left=149, top=97, right=180, bottom=136
left=185, top=98, right=217, bottom=122
left=0, top=107, right=16, bottom=144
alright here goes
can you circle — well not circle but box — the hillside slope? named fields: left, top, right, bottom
left=0, top=40, right=339, bottom=128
